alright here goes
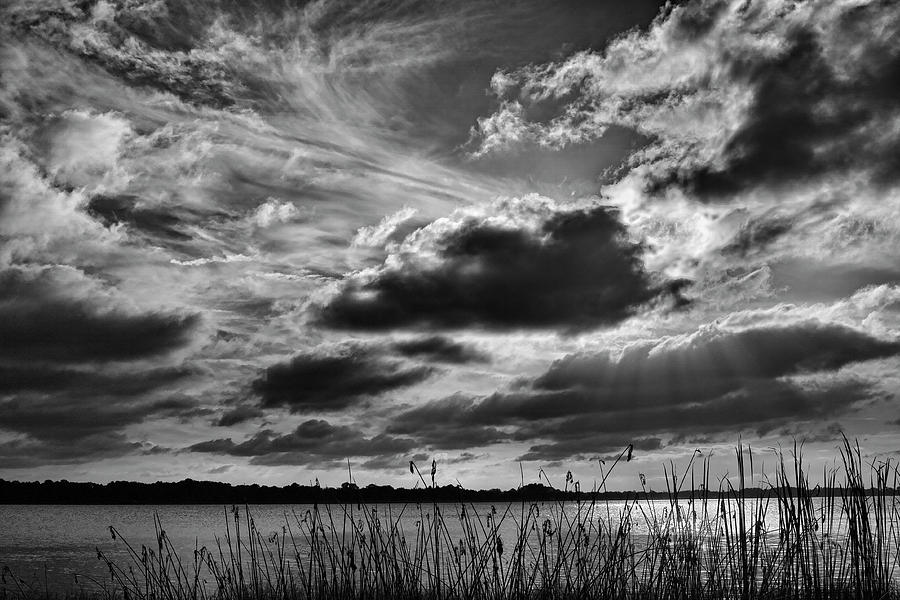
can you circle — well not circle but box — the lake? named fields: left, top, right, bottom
left=0, top=498, right=886, bottom=595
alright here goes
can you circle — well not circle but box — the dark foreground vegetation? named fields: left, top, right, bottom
left=4, top=438, right=900, bottom=600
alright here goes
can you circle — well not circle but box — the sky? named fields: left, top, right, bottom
left=2, top=0, right=900, bottom=491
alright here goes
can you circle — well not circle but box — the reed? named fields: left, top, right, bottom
left=4, top=436, right=900, bottom=600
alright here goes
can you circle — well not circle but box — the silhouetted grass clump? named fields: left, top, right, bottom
left=4, top=436, right=900, bottom=600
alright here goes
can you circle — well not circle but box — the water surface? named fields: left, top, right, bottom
left=0, top=498, right=865, bottom=593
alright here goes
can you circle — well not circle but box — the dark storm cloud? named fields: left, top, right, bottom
left=389, top=320, right=899, bottom=458
left=0, top=267, right=199, bottom=363
left=361, top=450, right=482, bottom=471
left=409, top=425, right=509, bottom=450
left=0, top=268, right=200, bottom=467
left=472, top=0, right=900, bottom=200
left=764, top=421, right=846, bottom=445
left=188, top=439, right=238, bottom=454
left=319, top=204, right=681, bottom=332
left=216, top=405, right=264, bottom=427
left=671, top=11, right=900, bottom=197
left=0, top=432, right=142, bottom=468
left=391, top=336, right=488, bottom=364
left=509, top=379, right=875, bottom=447
left=0, top=364, right=189, bottom=396
left=360, top=454, right=419, bottom=471
left=188, top=419, right=417, bottom=466
left=531, top=321, right=899, bottom=408
left=516, top=436, right=662, bottom=463
left=386, top=394, right=511, bottom=450
left=254, top=345, right=434, bottom=413
left=0, top=388, right=204, bottom=467
left=0, top=394, right=203, bottom=443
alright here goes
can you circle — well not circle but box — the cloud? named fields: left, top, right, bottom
left=511, top=378, right=875, bottom=443
left=207, top=464, right=233, bottom=474
left=352, top=207, right=421, bottom=249
left=516, top=436, right=662, bottom=463
left=6, top=1, right=240, bottom=108
left=188, top=418, right=417, bottom=466
left=319, top=196, right=683, bottom=332
left=361, top=450, right=482, bottom=471
left=387, top=394, right=509, bottom=450
left=41, top=109, right=134, bottom=192
left=254, top=344, right=434, bottom=413
left=0, top=432, right=143, bottom=468
left=0, top=134, right=120, bottom=266
left=216, top=405, right=264, bottom=427
left=0, top=390, right=206, bottom=470
left=251, top=198, right=299, bottom=228
left=676, top=6, right=900, bottom=196
left=0, top=265, right=199, bottom=467
left=389, top=316, right=899, bottom=459
left=721, top=215, right=794, bottom=258
left=391, top=336, right=488, bottom=364
left=530, top=320, right=900, bottom=409
left=470, top=0, right=900, bottom=197
left=0, top=266, right=199, bottom=363
left=769, top=261, right=900, bottom=303
left=5, top=0, right=899, bottom=485
left=86, top=194, right=200, bottom=244
left=0, top=394, right=203, bottom=444
left=0, top=364, right=189, bottom=396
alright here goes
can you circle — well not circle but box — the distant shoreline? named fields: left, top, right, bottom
left=2, top=478, right=895, bottom=504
